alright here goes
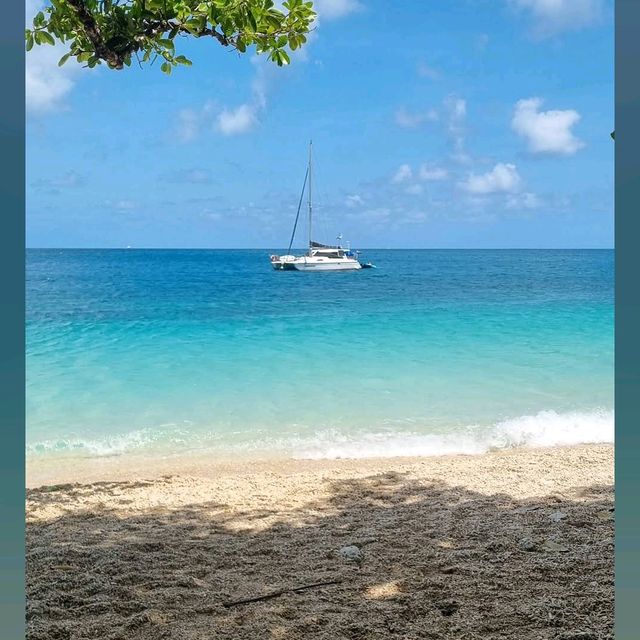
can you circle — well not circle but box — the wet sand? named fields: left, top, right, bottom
left=27, top=444, right=614, bottom=639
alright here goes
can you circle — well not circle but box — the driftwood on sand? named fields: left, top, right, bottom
left=222, top=579, right=343, bottom=607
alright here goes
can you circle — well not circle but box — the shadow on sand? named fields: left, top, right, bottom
left=26, top=472, right=613, bottom=640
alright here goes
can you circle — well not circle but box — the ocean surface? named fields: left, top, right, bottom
left=26, top=249, right=614, bottom=462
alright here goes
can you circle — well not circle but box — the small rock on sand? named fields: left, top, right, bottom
left=339, top=545, right=363, bottom=562
left=519, top=537, right=536, bottom=551
left=550, top=511, right=568, bottom=522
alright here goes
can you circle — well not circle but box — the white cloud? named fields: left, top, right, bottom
left=345, top=194, right=364, bottom=207
left=200, top=209, right=222, bottom=221
left=217, top=103, right=258, bottom=135
left=417, top=61, right=439, bottom=80
left=176, top=108, right=205, bottom=143
left=512, top=97, right=584, bottom=155
left=395, top=107, right=439, bottom=128
left=177, top=58, right=269, bottom=140
left=175, top=101, right=220, bottom=142
left=461, top=163, right=522, bottom=195
left=164, top=168, right=213, bottom=184
left=114, top=200, right=137, bottom=210
left=32, top=171, right=86, bottom=191
left=393, top=96, right=469, bottom=161
left=27, top=46, right=81, bottom=113
left=216, top=57, right=269, bottom=136
left=510, top=0, right=605, bottom=38
left=26, top=1, right=81, bottom=114
left=402, top=211, right=428, bottom=224
left=405, top=184, right=423, bottom=195
left=444, top=95, right=469, bottom=163
left=447, top=96, right=467, bottom=121
left=506, top=191, right=541, bottom=209
left=175, top=1, right=356, bottom=139
left=391, top=164, right=413, bottom=184
left=418, top=164, right=448, bottom=181
left=313, top=0, right=363, bottom=20
left=105, top=199, right=138, bottom=211
left=359, top=207, right=391, bottom=222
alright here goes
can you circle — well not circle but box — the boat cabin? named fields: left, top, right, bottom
left=309, top=242, right=355, bottom=259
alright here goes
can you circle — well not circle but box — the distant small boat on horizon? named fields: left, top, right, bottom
left=270, top=142, right=374, bottom=272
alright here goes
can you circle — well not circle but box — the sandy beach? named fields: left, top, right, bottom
left=26, top=444, right=614, bottom=639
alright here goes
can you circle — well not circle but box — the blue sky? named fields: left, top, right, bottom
left=26, top=0, right=614, bottom=248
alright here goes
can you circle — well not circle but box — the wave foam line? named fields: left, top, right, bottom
left=26, top=427, right=188, bottom=457
left=292, top=410, right=614, bottom=460
left=27, top=409, right=613, bottom=460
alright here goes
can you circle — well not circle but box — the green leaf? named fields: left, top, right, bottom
left=39, top=31, right=55, bottom=46
left=247, top=10, right=258, bottom=31
left=161, top=61, right=172, bottom=75
left=23, top=0, right=315, bottom=72
left=183, top=19, right=203, bottom=34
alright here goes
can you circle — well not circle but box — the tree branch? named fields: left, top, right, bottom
left=149, top=20, right=230, bottom=46
left=222, top=579, right=343, bottom=608
left=65, top=0, right=125, bottom=69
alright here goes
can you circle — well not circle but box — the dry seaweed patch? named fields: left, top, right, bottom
left=26, top=447, right=613, bottom=639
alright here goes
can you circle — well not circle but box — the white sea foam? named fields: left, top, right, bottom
left=26, top=426, right=191, bottom=457
left=291, top=410, right=614, bottom=460
left=27, top=429, right=156, bottom=456
left=27, top=410, right=614, bottom=460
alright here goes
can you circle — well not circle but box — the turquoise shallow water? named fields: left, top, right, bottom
left=26, top=249, right=614, bottom=460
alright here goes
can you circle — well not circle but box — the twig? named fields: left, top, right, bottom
left=222, top=579, right=343, bottom=608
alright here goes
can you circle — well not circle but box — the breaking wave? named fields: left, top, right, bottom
left=291, top=410, right=614, bottom=460
left=27, top=410, right=613, bottom=461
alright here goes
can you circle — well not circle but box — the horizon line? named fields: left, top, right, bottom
left=25, top=246, right=615, bottom=251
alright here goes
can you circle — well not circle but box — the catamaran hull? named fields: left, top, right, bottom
left=270, top=255, right=363, bottom=271
left=292, top=259, right=362, bottom=271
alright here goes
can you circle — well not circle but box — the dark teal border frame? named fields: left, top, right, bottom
left=0, top=2, right=25, bottom=638
left=616, top=1, right=640, bottom=638
left=3, top=2, right=636, bottom=639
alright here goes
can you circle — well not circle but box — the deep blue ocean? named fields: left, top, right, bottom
left=26, top=249, right=614, bottom=461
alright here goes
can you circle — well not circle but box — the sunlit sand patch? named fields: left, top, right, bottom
left=364, top=580, right=407, bottom=600
left=436, top=539, right=454, bottom=549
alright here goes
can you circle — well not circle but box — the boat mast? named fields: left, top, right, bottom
left=308, top=140, right=312, bottom=256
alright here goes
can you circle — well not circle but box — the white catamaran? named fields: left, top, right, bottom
left=270, top=142, right=373, bottom=271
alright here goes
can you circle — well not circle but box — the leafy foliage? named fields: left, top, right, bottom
left=25, top=0, right=316, bottom=73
